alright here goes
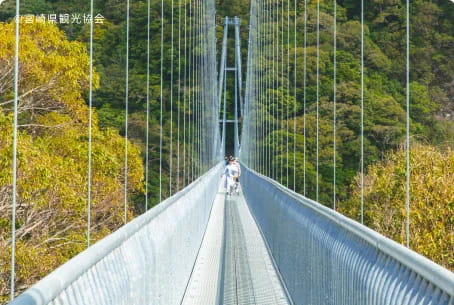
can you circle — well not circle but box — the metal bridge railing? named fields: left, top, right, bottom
left=9, top=163, right=223, bottom=305
left=242, top=166, right=454, bottom=305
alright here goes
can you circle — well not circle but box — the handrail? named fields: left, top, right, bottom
left=242, top=166, right=454, bottom=305
left=9, top=163, right=223, bottom=305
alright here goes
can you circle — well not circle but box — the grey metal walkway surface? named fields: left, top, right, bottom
left=9, top=167, right=453, bottom=305
left=181, top=183, right=291, bottom=305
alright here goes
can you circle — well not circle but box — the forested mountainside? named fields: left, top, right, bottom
left=0, top=0, right=453, bottom=302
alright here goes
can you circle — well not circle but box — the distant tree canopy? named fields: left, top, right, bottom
left=264, top=0, right=454, bottom=204
left=340, top=145, right=454, bottom=270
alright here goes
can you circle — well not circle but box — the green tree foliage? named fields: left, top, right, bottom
left=0, top=0, right=452, bottom=298
left=339, top=145, right=454, bottom=271
left=252, top=0, right=453, bottom=268
left=258, top=0, right=453, bottom=206
left=0, top=22, right=143, bottom=302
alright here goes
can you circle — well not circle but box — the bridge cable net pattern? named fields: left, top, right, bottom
left=241, top=166, right=454, bottom=305
left=7, top=0, right=219, bottom=302
left=9, top=164, right=222, bottom=305
left=239, top=0, right=453, bottom=304
left=5, top=0, right=454, bottom=302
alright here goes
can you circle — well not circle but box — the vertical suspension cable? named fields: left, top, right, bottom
left=197, top=7, right=200, bottom=170
left=145, top=0, right=151, bottom=210
left=262, top=1, right=266, bottom=173
left=280, top=0, right=284, bottom=184
left=257, top=29, right=260, bottom=172
left=169, top=0, right=175, bottom=195
left=194, top=0, right=202, bottom=178
left=223, top=67, right=227, bottom=158
left=124, top=0, right=130, bottom=224
left=264, top=0, right=271, bottom=176
left=183, top=0, right=187, bottom=187
left=203, top=3, right=207, bottom=168
left=286, top=0, right=290, bottom=187
left=190, top=1, right=195, bottom=182
left=252, top=3, right=255, bottom=170
left=201, top=2, right=205, bottom=173
left=10, top=0, right=20, bottom=300
left=245, top=17, right=249, bottom=166
left=262, top=6, right=266, bottom=174
left=194, top=1, right=198, bottom=176
left=192, top=1, right=195, bottom=177
left=196, top=1, right=200, bottom=177
left=405, top=0, right=410, bottom=248
left=262, top=0, right=266, bottom=175
left=270, top=0, right=275, bottom=178
left=293, top=0, right=297, bottom=190
left=187, top=1, right=192, bottom=182
left=194, top=2, right=198, bottom=179
left=257, top=7, right=260, bottom=173
left=267, top=0, right=272, bottom=177
left=203, top=2, right=206, bottom=171
left=264, top=7, right=267, bottom=175
left=316, top=0, right=320, bottom=202
left=257, top=8, right=261, bottom=172
left=360, top=0, right=364, bottom=224
left=255, top=9, right=258, bottom=171
left=236, top=18, right=239, bottom=160
left=275, top=0, right=279, bottom=180
left=200, top=2, right=204, bottom=174
left=270, top=0, right=274, bottom=177
left=258, top=7, right=261, bottom=173
left=159, top=0, right=164, bottom=201
left=273, top=0, right=278, bottom=180
left=252, top=7, right=255, bottom=169
left=87, top=0, right=94, bottom=247
left=247, top=16, right=250, bottom=168
left=200, top=2, right=208, bottom=170
left=177, top=0, right=182, bottom=191
left=259, top=7, right=264, bottom=173
left=201, top=2, right=205, bottom=170
left=192, top=2, right=196, bottom=181
left=277, top=0, right=281, bottom=181
left=303, top=0, right=307, bottom=195
left=333, top=0, right=337, bottom=210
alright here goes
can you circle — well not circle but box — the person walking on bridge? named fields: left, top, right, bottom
left=223, top=157, right=238, bottom=195
left=232, top=157, right=241, bottom=194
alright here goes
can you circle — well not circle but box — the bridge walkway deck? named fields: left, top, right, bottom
left=181, top=183, right=291, bottom=305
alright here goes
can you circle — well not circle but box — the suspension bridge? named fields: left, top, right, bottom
left=3, top=0, right=454, bottom=303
